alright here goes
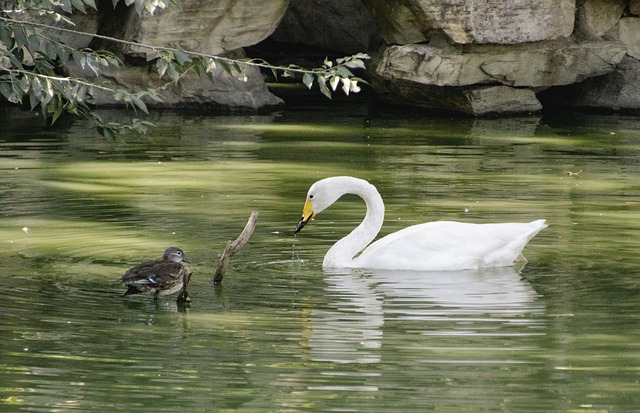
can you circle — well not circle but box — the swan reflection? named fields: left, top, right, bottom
left=309, top=267, right=543, bottom=364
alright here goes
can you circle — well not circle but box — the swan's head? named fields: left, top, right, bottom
left=294, top=177, right=345, bottom=234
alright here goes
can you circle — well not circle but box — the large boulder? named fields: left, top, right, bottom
left=128, top=0, right=291, bottom=56
left=362, top=0, right=427, bottom=45
left=375, top=40, right=626, bottom=88
left=620, top=17, right=640, bottom=60
left=397, top=0, right=574, bottom=44
left=574, top=0, right=625, bottom=39
left=539, top=56, right=640, bottom=110
left=373, top=76, right=542, bottom=115
left=78, top=0, right=289, bottom=110
left=68, top=52, right=282, bottom=110
left=363, top=0, right=574, bottom=45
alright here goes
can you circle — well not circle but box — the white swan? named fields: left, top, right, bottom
left=294, top=176, right=546, bottom=271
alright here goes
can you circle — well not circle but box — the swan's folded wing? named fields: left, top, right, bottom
left=353, top=220, right=546, bottom=271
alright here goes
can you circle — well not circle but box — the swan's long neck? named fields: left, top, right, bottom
left=323, top=179, right=385, bottom=268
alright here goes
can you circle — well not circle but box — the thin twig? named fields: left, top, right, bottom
left=212, top=211, right=258, bottom=284
left=0, top=66, right=116, bottom=92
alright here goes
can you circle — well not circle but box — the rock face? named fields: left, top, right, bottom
left=375, top=41, right=625, bottom=88
left=405, top=0, right=575, bottom=44
left=77, top=0, right=288, bottom=110
left=365, top=0, right=636, bottom=115
left=68, top=0, right=640, bottom=114
left=539, top=56, right=640, bottom=110
left=130, top=0, right=290, bottom=57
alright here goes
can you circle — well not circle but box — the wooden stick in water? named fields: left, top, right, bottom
left=212, top=211, right=259, bottom=284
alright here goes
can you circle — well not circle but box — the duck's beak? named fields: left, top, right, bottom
left=294, top=199, right=315, bottom=234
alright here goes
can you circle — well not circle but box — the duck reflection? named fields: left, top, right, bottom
left=308, top=267, right=543, bottom=364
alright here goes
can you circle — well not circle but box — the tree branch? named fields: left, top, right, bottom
left=212, top=211, right=258, bottom=284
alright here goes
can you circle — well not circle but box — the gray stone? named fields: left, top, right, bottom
left=70, top=0, right=288, bottom=110
left=620, top=18, right=640, bottom=60
left=461, top=86, right=542, bottom=115
left=372, top=74, right=541, bottom=115
left=375, top=40, right=626, bottom=88
left=362, top=0, right=427, bottom=45
left=541, top=56, right=640, bottom=110
left=575, top=0, right=625, bottom=38
left=404, top=0, right=575, bottom=44
left=128, top=0, right=291, bottom=56
left=67, top=58, right=283, bottom=110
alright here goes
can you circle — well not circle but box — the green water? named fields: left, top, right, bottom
left=2, top=104, right=640, bottom=412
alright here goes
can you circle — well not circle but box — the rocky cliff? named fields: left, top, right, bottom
left=78, top=0, right=640, bottom=115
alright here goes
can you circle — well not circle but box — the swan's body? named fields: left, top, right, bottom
left=294, top=176, right=546, bottom=271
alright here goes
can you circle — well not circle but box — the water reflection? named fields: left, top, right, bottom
left=310, top=267, right=544, bottom=364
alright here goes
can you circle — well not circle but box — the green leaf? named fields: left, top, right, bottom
left=71, top=0, right=87, bottom=13
left=44, top=42, right=59, bottom=61
left=133, top=0, right=144, bottom=16
left=131, top=119, right=150, bottom=134
left=344, top=59, right=366, bottom=70
left=146, top=50, right=160, bottom=61
left=335, top=66, right=353, bottom=78
left=0, top=82, right=12, bottom=100
left=316, top=75, right=331, bottom=99
left=353, top=53, right=371, bottom=60
left=29, top=90, right=39, bottom=110
left=28, top=34, right=41, bottom=53
left=218, top=60, right=232, bottom=76
left=18, top=76, right=30, bottom=93
left=329, top=75, right=340, bottom=91
left=13, top=26, right=28, bottom=49
left=156, top=58, right=168, bottom=78
left=57, top=47, right=71, bottom=65
left=0, top=25, right=13, bottom=50
left=302, top=72, right=314, bottom=90
left=50, top=97, right=64, bottom=124
left=145, top=88, right=164, bottom=102
left=31, top=77, right=42, bottom=96
left=71, top=50, right=85, bottom=65
left=97, top=125, right=117, bottom=142
left=57, top=0, right=72, bottom=13
left=131, top=95, right=148, bottom=114
left=174, top=51, right=190, bottom=65
left=165, top=62, right=179, bottom=82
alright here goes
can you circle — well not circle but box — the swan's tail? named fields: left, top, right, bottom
left=483, top=219, right=547, bottom=267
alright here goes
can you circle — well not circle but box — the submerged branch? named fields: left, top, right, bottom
left=212, top=211, right=258, bottom=284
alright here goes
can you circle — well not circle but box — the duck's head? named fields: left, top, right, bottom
left=294, top=177, right=346, bottom=234
left=163, top=247, right=190, bottom=264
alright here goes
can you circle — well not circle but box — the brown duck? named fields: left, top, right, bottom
left=119, top=247, right=192, bottom=302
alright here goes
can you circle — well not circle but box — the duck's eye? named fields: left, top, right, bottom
left=309, top=194, right=314, bottom=199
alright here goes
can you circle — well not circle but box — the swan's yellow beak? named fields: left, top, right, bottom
left=294, top=199, right=315, bottom=234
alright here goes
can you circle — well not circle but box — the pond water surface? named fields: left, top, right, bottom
left=1, top=104, right=640, bottom=412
